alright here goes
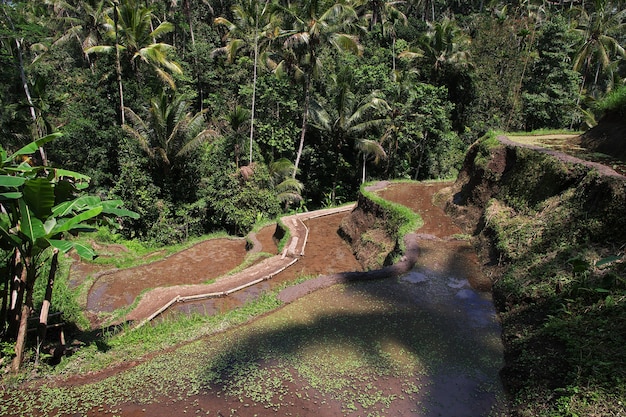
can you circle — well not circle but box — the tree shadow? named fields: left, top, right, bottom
left=195, top=241, right=506, bottom=416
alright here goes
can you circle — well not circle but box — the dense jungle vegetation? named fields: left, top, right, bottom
left=1, top=0, right=625, bottom=395
left=2, top=0, right=624, bottom=243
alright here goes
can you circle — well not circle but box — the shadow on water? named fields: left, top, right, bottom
left=191, top=263, right=505, bottom=416
left=137, top=182, right=508, bottom=416
left=172, top=182, right=507, bottom=416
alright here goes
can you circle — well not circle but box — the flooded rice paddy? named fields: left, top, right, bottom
left=3, top=181, right=506, bottom=416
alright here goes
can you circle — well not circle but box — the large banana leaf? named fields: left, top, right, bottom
left=48, top=239, right=97, bottom=260
left=52, top=195, right=102, bottom=217
left=0, top=175, right=26, bottom=187
left=0, top=192, right=22, bottom=200
left=101, top=200, right=140, bottom=219
left=23, top=178, right=55, bottom=219
left=51, top=206, right=103, bottom=235
left=3, top=133, right=62, bottom=163
left=18, top=199, right=46, bottom=242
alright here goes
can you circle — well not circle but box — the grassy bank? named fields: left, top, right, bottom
left=448, top=133, right=626, bottom=416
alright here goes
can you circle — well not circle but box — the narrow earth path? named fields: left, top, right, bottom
left=502, top=134, right=624, bottom=178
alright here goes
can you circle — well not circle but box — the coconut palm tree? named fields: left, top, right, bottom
left=214, top=0, right=279, bottom=164
left=418, top=16, right=473, bottom=80
left=85, top=0, right=183, bottom=123
left=269, top=157, right=303, bottom=206
left=356, top=138, right=386, bottom=184
left=122, top=90, right=217, bottom=174
left=267, top=0, right=362, bottom=179
left=311, top=66, right=389, bottom=201
left=571, top=0, right=626, bottom=97
left=358, top=0, right=408, bottom=71
left=223, top=105, right=251, bottom=168
left=47, top=0, right=112, bottom=68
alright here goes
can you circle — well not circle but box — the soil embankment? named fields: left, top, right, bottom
left=444, top=134, right=626, bottom=416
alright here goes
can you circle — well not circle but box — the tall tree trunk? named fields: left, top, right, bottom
left=113, top=1, right=125, bottom=125
left=362, top=153, right=367, bottom=184
left=391, top=36, right=396, bottom=73
left=183, top=0, right=204, bottom=111
left=249, top=12, right=260, bottom=164
left=2, top=7, right=47, bottom=164
left=35, top=249, right=59, bottom=366
left=293, top=76, right=311, bottom=179
left=11, top=253, right=32, bottom=373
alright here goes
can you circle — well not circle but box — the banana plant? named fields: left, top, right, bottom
left=0, top=133, right=139, bottom=372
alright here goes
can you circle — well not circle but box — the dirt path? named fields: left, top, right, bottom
left=501, top=135, right=624, bottom=178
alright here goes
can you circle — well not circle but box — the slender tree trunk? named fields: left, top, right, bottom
left=3, top=6, right=47, bottom=164
left=392, top=36, right=396, bottom=73
left=35, top=249, right=59, bottom=366
left=11, top=253, right=32, bottom=373
left=293, top=76, right=311, bottom=179
left=249, top=16, right=260, bottom=164
left=113, top=1, right=125, bottom=125
left=184, top=0, right=204, bottom=111
left=362, top=153, right=367, bottom=184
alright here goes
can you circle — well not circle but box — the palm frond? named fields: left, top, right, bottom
left=150, top=21, right=175, bottom=39
left=330, top=33, right=362, bottom=55
left=152, top=68, right=176, bottom=90
left=176, top=128, right=220, bottom=157
left=83, top=44, right=114, bottom=55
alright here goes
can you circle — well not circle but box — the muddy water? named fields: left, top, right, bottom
left=162, top=212, right=363, bottom=318
left=12, top=181, right=505, bottom=417
left=86, top=239, right=248, bottom=313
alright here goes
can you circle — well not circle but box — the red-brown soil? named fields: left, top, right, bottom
left=86, top=238, right=248, bottom=313
left=122, top=181, right=501, bottom=416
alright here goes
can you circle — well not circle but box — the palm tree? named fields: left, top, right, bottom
left=268, top=157, right=303, bottom=206
left=358, top=0, right=408, bottom=71
left=224, top=105, right=251, bottom=168
left=47, top=0, right=112, bottom=68
left=214, top=0, right=279, bottom=165
left=122, top=91, right=217, bottom=174
left=417, top=16, right=473, bottom=81
left=571, top=0, right=626, bottom=97
left=85, top=0, right=183, bottom=123
left=0, top=2, right=49, bottom=163
left=380, top=71, right=424, bottom=178
left=267, top=0, right=362, bottom=179
left=356, top=138, right=386, bottom=184
left=311, top=66, right=389, bottom=201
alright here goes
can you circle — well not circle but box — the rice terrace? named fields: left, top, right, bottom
left=1, top=0, right=626, bottom=416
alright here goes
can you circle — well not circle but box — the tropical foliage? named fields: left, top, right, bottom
left=0, top=0, right=625, bottom=393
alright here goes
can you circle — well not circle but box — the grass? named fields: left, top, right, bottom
left=473, top=142, right=626, bottom=416
left=361, top=180, right=423, bottom=259
left=595, top=85, right=626, bottom=116
left=2, top=277, right=504, bottom=417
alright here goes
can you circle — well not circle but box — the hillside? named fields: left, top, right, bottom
left=445, top=133, right=626, bottom=416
